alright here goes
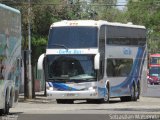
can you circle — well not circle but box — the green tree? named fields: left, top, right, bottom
left=86, top=0, right=128, bottom=22
left=127, top=0, right=160, bottom=53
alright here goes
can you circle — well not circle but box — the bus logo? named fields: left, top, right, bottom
left=123, top=48, right=131, bottom=55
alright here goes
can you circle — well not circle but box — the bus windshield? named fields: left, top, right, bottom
left=150, top=57, right=160, bottom=65
left=48, top=27, right=98, bottom=48
left=149, top=67, right=160, bottom=77
left=46, top=55, right=96, bottom=82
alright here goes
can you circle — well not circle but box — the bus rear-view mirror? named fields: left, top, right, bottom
left=94, top=53, right=100, bottom=70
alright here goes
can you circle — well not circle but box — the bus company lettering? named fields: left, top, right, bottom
left=59, top=49, right=82, bottom=54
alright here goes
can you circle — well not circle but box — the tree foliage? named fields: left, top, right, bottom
left=127, top=0, right=160, bottom=53
left=1, top=0, right=160, bottom=71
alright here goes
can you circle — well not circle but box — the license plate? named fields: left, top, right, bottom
left=66, top=93, right=75, bottom=96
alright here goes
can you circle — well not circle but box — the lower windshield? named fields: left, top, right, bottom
left=149, top=67, right=160, bottom=77
left=46, top=55, right=96, bottom=82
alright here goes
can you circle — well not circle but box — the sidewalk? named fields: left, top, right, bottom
left=19, top=91, right=56, bottom=104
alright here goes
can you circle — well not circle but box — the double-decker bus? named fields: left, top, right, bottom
left=147, top=54, right=160, bottom=85
left=0, top=4, right=22, bottom=114
left=149, top=54, right=160, bottom=67
left=38, top=20, right=147, bottom=103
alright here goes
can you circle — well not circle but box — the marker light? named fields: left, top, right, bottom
left=69, top=22, right=78, bottom=26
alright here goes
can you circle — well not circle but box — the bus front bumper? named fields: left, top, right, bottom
left=47, top=90, right=99, bottom=99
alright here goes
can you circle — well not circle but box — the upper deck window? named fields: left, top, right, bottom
left=150, top=57, right=160, bottom=65
left=107, top=38, right=146, bottom=46
left=48, top=26, right=98, bottom=49
left=106, top=26, right=146, bottom=46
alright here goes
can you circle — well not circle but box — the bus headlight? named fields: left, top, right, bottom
left=48, top=87, right=54, bottom=91
left=88, top=86, right=97, bottom=90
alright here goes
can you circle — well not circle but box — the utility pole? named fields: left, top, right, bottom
left=24, top=50, right=28, bottom=99
left=28, top=0, right=32, bottom=99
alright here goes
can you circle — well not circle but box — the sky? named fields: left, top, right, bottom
left=117, top=0, right=128, bottom=10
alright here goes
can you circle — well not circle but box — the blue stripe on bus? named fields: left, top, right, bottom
left=110, top=47, right=145, bottom=93
left=98, top=87, right=106, bottom=96
left=48, top=82, right=53, bottom=87
left=48, top=82, right=78, bottom=91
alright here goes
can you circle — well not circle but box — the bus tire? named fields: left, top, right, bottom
left=137, top=82, right=140, bottom=99
left=0, top=109, right=3, bottom=115
left=130, top=84, right=137, bottom=101
left=3, top=95, right=10, bottom=115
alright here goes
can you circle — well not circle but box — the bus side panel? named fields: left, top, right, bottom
left=0, top=4, right=21, bottom=108
left=108, top=47, right=146, bottom=98
left=0, top=80, right=12, bottom=110
left=0, top=80, right=5, bottom=109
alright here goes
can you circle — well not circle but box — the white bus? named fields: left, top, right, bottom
left=0, top=4, right=21, bottom=114
left=38, top=20, right=147, bottom=103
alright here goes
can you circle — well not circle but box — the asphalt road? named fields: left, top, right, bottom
left=1, top=114, right=160, bottom=120
left=10, top=96, right=160, bottom=114
left=1, top=95, right=160, bottom=120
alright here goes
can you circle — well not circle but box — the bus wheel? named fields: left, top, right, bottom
left=0, top=110, right=3, bottom=115
left=3, top=96, right=10, bottom=115
left=130, top=84, right=137, bottom=101
left=137, top=82, right=140, bottom=99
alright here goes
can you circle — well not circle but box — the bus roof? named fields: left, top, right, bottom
left=150, top=54, right=160, bottom=57
left=0, top=3, right=20, bottom=14
left=149, top=64, right=160, bottom=68
left=50, top=20, right=146, bottom=29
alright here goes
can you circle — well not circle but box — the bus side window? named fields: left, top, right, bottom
left=100, top=60, right=103, bottom=74
left=99, top=25, right=105, bottom=79
left=107, top=59, right=114, bottom=76
left=107, top=59, right=132, bottom=77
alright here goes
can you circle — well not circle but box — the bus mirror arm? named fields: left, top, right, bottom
left=94, top=53, right=100, bottom=70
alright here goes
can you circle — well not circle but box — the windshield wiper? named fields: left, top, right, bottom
left=48, top=77, right=68, bottom=80
left=50, top=44, right=68, bottom=50
left=48, top=78, right=67, bottom=82
left=47, top=78, right=96, bottom=83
